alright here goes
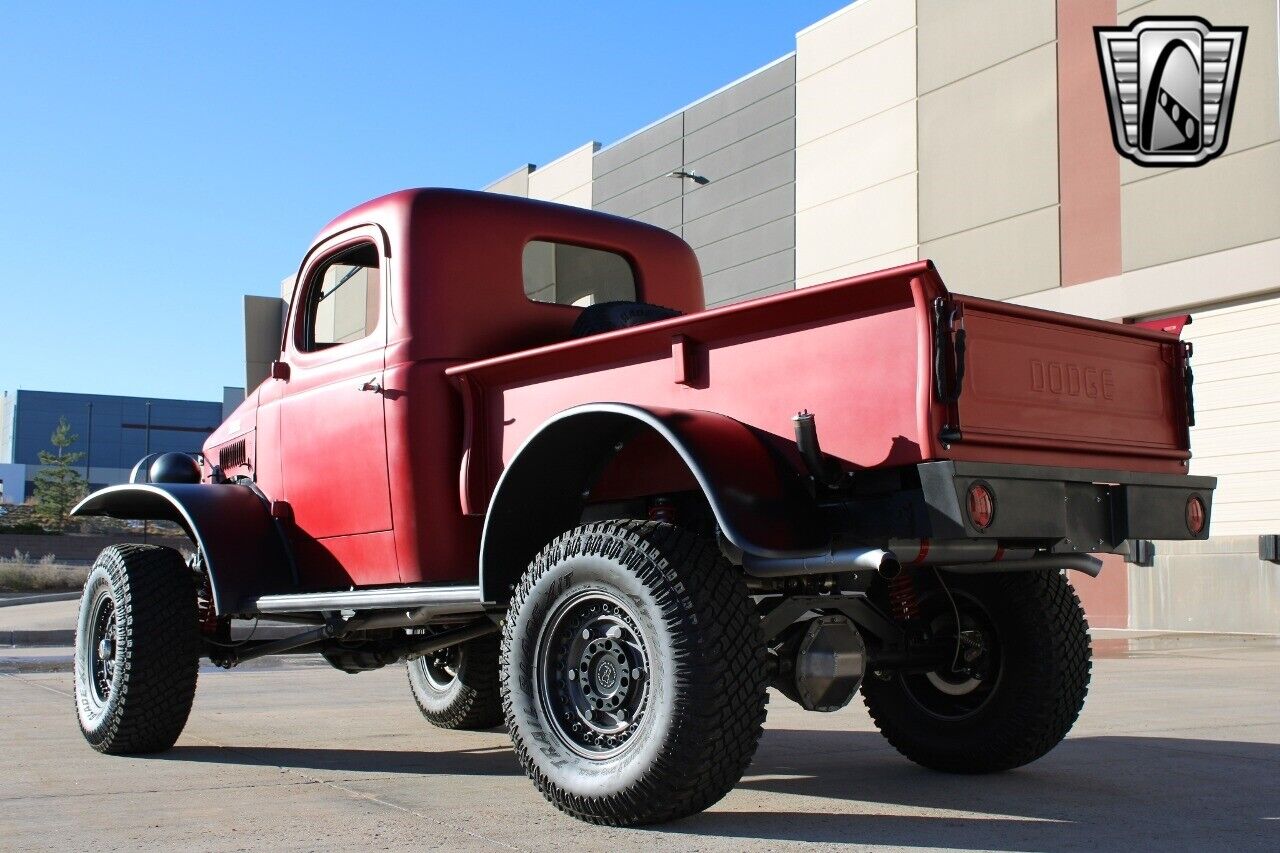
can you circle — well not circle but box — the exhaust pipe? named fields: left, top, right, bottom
left=743, top=546, right=900, bottom=579
left=888, top=539, right=1036, bottom=566
left=793, top=411, right=845, bottom=489
left=940, top=553, right=1104, bottom=577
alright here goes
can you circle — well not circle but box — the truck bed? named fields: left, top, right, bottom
left=446, top=261, right=1193, bottom=513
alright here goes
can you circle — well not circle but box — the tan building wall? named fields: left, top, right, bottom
left=483, top=145, right=597, bottom=208
left=485, top=164, right=534, bottom=198
left=243, top=295, right=285, bottom=393
left=794, top=0, right=1064, bottom=298
left=1118, top=1, right=1280, bottom=273
left=794, top=0, right=918, bottom=287
left=527, top=142, right=599, bottom=208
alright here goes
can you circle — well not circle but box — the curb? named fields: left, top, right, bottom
left=0, top=591, right=82, bottom=608
left=2, top=623, right=302, bottom=650
left=1, top=630, right=76, bottom=647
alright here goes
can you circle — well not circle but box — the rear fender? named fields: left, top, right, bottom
left=71, top=484, right=292, bottom=616
left=478, top=403, right=829, bottom=604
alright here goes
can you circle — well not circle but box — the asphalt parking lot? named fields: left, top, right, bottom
left=2, top=632, right=1277, bottom=852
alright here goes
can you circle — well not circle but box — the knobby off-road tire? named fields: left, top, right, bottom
left=502, top=521, right=768, bottom=826
left=74, top=544, right=200, bottom=754
left=406, top=634, right=503, bottom=730
left=862, top=570, right=1091, bottom=773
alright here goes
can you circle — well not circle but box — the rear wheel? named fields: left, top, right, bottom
left=502, top=520, right=768, bottom=826
left=406, top=634, right=502, bottom=730
left=74, top=545, right=200, bottom=754
left=862, top=570, right=1090, bottom=773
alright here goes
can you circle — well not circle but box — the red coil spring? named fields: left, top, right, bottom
left=887, top=571, right=921, bottom=622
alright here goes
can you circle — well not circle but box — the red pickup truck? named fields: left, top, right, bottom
left=72, top=188, right=1213, bottom=826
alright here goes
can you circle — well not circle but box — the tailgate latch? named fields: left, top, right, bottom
left=932, top=297, right=967, bottom=404
left=1181, top=341, right=1196, bottom=427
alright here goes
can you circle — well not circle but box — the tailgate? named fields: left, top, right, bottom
left=943, top=295, right=1192, bottom=471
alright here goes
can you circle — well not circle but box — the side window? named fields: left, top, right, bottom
left=522, top=240, right=636, bottom=307
left=303, top=243, right=380, bottom=350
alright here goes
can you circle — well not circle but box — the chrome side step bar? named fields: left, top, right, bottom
left=255, top=584, right=485, bottom=615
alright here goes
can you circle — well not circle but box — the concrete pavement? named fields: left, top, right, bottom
left=0, top=597, right=80, bottom=646
left=2, top=633, right=1277, bottom=852
left=0, top=592, right=81, bottom=608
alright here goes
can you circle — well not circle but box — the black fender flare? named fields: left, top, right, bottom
left=478, top=403, right=830, bottom=604
left=71, top=483, right=292, bottom=617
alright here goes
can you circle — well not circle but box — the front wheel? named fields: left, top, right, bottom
left=502, top=521, right=768, bottom=826
left=862, top=569, right=1091, bottom=773
left=74, top=545, right=200, bottom=754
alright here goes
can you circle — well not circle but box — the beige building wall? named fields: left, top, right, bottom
left=1180, top=292, right=1280, bottom=536
left=485, top=164, right=533, bottom=197
left=916, top=0, right=1061, bottom=300
left=791, top=0, right=1280, bottom=631
left=527, top=142, right=599, bottom=208
left=793, top=0, right=1063, bottom=298
left=243, top=295, right=285, bottom=393
left=794, top=0, right=918, bottom=287
left=1117, top=0, right=1280, bottom=272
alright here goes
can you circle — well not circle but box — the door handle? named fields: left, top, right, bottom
left=358, top=377, right=383, bottom=394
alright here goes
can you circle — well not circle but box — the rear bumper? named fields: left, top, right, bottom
left=915, top=461, right=1215, bottom=551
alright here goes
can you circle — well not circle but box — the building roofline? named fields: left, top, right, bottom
left=534, top=140, right=601, bottom=172
left=482, top=163, right=535, bottom=191
left=796, top=0, right=862, bottom=37
left=13, top=388, right=221, bottom=407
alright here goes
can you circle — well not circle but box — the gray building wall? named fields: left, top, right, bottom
left=592, top=56, right=796, bottom=307
left=0, top=463, right=26, bottom=504
left=10, top=389, right=222, bottom=493
left=222, top=386, right=246, bottom=421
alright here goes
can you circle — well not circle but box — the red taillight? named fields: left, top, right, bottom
left=967, top=482, right=995, bottom=530
left=1186, top=495, right=1206, bottom=535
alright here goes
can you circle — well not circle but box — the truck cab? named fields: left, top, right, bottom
left=211, top=189, right=706, bottom=590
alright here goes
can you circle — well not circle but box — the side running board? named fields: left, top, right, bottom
left=255, top=584, right=485, bottom=616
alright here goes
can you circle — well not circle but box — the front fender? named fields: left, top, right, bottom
left=479, top=403, right=829, bottom=604
left=71, top=483, right=292, bottom=616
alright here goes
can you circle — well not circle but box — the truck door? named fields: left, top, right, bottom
left=277, top=232, right=397, bottom=587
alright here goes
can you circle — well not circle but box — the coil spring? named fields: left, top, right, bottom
left=888, top=571, right=921, bottom=622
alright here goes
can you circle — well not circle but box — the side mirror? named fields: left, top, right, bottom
left=269, top=360, right=291, bottom=381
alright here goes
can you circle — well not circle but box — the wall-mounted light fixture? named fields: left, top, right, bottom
left=666, top=169, right=709, bottom=185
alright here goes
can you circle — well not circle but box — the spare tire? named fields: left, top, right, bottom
left=570, top=301, right=681, bottom=338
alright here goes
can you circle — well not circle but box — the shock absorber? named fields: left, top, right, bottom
left=887, top=570, right=921, bottom=622
left=647, top=497, right=676, bottom=524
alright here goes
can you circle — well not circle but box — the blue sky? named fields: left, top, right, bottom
left=0, top=1, right=847, bottom=402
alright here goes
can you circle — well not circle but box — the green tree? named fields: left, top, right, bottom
left=33, top=416, right=87, bottom=531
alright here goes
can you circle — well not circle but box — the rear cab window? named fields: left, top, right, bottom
left=522, top=240, right=636, bottom=307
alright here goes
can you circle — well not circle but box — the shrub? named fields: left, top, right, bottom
left=0, top=549, right=88, bottom=591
